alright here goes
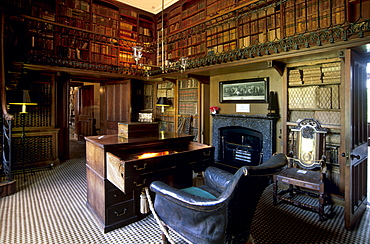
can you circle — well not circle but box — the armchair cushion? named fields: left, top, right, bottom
left=181, top=187, right=217, bottom=199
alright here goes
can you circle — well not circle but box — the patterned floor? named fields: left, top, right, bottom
left=0, top=156, right=369, bottom=244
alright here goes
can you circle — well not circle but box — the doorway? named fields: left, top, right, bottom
left=367, top=62, right=370, bottom=205
left=69, top=82, right=101, bottom=158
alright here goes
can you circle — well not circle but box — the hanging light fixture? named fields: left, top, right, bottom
left=179, top=57, right=188, bottom=72
left=127, top=0, right=188, bottom=75
left=132, top=45, right=143, bottom=65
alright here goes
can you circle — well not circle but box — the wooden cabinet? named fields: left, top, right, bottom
left=7, top=72, right=60, bottom=169
left=100, top=79, right=155, bottom=134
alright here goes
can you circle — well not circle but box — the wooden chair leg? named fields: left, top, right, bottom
left=273, top=179, right=278, bottom=205
left=319, top=193, right=325, bottom=221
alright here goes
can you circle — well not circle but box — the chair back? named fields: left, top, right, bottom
left=225, top=153, right=288, bottom=242
left=291, top=118, right=327, bottom=170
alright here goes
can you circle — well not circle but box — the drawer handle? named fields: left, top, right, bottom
left=203, top=151, right=211, bottom=156
left=134, top=179, right=147, bottom=187
left=134, top=163, right=147, bottom=171
left=114, top=209, right=127, bottom=216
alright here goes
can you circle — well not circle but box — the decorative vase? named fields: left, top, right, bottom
left=211, top=110, right=218, bottom=114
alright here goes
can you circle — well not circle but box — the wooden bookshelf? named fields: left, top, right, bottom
left=176, top=78, right=209, bottom=143
left=156, top=82, right=175, bottom=132
left=284, top=58, right=343, bottom=193
left=4, top=0, right=157, bottom=71
left=1, top=0, right=353, bottom=74
left=56, top=0, right=90, bottom=30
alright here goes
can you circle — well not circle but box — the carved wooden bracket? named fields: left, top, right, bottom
left=187, top=74, right=210, bottom=84
left=268, top=61, right=285, bottom=76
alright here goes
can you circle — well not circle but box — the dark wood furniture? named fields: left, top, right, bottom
left=85, top=132, right=214, bottom=233
left=273, top=119, right=333, bottom=221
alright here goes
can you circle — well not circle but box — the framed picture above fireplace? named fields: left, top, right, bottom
left=219, top=77, right=269, bottom=103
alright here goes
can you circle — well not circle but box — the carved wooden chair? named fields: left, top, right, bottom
left=273, top=118, right=334, bottom=221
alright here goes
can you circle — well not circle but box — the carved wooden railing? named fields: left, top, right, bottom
left=1, top=10, right=15, bottom=194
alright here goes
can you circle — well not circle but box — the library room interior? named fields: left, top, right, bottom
left=1, top=0, right=370, bottom=243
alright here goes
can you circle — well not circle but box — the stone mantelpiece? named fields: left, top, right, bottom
left=212, top=114, right=279, bottom=164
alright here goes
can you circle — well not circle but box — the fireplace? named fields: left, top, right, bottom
left=212, top=114, right=278, bottom=171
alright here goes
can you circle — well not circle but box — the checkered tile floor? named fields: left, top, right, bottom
left=1, top=157, right=369, bottom=244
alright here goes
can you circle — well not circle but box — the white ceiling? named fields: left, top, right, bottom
left=115, top=0, right=180, bottom=14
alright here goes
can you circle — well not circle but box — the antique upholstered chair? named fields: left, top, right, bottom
left=273, top=118, right=334, bottom=221
left=149, top=153, right=288, bottom=244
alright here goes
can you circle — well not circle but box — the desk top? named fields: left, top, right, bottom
left=85, top=132, right=194, bottom=149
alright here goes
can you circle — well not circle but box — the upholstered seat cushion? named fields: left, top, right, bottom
left=278, top=167, right=321, bottom=183
left=181, top=187, right=217, bottom=199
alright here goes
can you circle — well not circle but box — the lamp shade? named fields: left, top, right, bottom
left=9, top=90, right=37, bottom=113
left=156, top=97, right=170, bottom=106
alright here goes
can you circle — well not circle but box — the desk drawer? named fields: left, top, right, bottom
left=107, top=200, right=135, bottom=225
left=106, top=141, right=214, bottom=193
left=106, top=186, right=134, bottom=207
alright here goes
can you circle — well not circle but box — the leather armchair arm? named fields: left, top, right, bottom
left=246, top=153, right=288, bottom=176
left=150, top=181, right=227, bottom=210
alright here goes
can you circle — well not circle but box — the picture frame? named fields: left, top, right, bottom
left=219, top=77, right=269, bottom=103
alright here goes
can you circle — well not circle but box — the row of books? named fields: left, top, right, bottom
left=53, top=46, right=89, bottom=60
left=30, top=35, right=54, bottom=51
left=206, top=0, right=235, bottom=17
left=57, top=16, right=90, bottom=29
left=91, top=53, right=118, bottom=65
left=178, top=89, right=199, bottom=101
left=58, top=0, right=90, bottom=12
left=206, top=29, right=237, bottom=46
left=179, top=79, right=199, bottom=89
left=179, top=102, right=198, bottom=115
left=119, top=51, right=134, bottom=63
left=59, top=5, right=90, bottom=21
left=139, top=27, right=153, bottom=37
left=54, top=35, right=89, bottom=49
left=91, top=43, right=118, bottom=55
left=119, top=30, right=137, bottom=41
left=206, top=20, right=237, bottom=36
left=120, top=8, right=138, bottom=18
left=207, top=41, right=237, bottom=55
left=91, top=3, right=119, bottom=19
left=169, top=14, right=182, bottom=26
left=169, top=5, right=182, bottom=18
left=92, top=14, right=119, bottom=28
left=284, top=0, right=346, bottom=36
left=288, top=62, right=341, bottom=86
left=182, top=1, right=206, bottom=18
left=182, top=11, right=206, bottom=28
left=120, top=22, right=136, bottom=32
left=288, top=85, right=340, bottom=110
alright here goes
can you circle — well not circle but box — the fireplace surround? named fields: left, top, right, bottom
left=212, top=114, right=279, bottom=171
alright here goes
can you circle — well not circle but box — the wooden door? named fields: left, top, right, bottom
left=102, top=80, right=131, bottom=134
left=75, top=85, right=95, bottom=140
left=342, top=49, right=368, bottom=230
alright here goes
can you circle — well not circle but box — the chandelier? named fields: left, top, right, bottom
left=132, top=46, right=143, bottom=65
